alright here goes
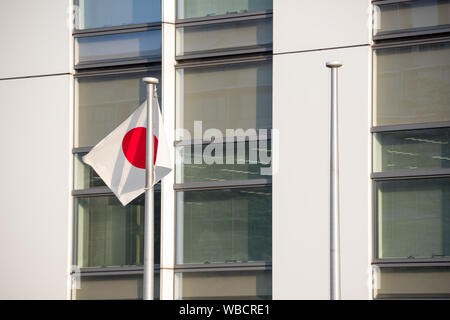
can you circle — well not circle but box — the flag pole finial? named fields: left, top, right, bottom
left=143, top=77, right=159, bottom=85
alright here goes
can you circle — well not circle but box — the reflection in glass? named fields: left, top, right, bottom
left=176, top=140, right=272, bottom=183
left=175, top=270, right=272, bottom=300
left=176, top=61, right=272, bottom=140
left=375, top=178, right=450, bottom=259
left=374, top=0, right=450, bottom=36
left=176, top=187, right=272, bottom=264
left=177, top=0, right=272, bottom=19
left=75, top=0, right=161, bottom=30
left=74, top=153, right=106, bottom=189
left=75, top=193, right=160, bottom=268
left=75, top=71, right=161, bottom=147
left=373, top=41, right=450, bottom=126
left=374, top=266, right=450, bottom=299
left=176, top=18, right=272, bottom=56
left=75, top=30, right=161, bottom=65
left=72, top=274, right=160, bottom=300
left=373, top=128, right=450, bottom=172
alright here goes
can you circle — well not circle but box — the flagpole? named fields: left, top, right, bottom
left=142, top=77, right=159, bottom=300
left=326, top=61, right=342, bottom=300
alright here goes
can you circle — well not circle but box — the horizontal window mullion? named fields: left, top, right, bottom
left=174, top=262, right=272, bottom=273
left=372, top=0, right=438, bottom=6
left=372, top=121, right=450, bottom=133
left=174, top=179, right=271, bottom=191
left=73, top=65, right=161, bottom=78
left=73, top=23, right=162, bottom=37
left=371, top=169, right=450, bottom=180
left=373, top=26, right=450, bottom=41
left=174, top=134, right=272, bottom=147
left=176, top=46, right=273, bottom=62
left=74, top=58, right=162, bottom=70
left=373, top=259, right=450, bottom=266
left=175, top=10, right=272, bottom=25
left=372, top=35, right=450, bottom=49
left=72, top=187, right=113, bottom=197
left=175, top=54, right=272, bottom=69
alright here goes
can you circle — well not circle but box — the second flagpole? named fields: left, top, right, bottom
left=143, top=77, right=159, bottom=300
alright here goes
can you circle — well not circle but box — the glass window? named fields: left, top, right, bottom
left=374, top=266, right=450, bottom=299
left=175, top=270, right=271, bottom=300
left=74, top=153, right=106, bottom=189
left=75, top=0, right=161, bottom=30
left=176, top=61, right=272, bottom=140
left=176, top=18, right=272, bottom=57
left=177, top=0, right=272, bottom=20
left=75, top=71, right=161, bottom=147
left=176, top=187, right=272, bottom=264
left=75, top=193, right=161, bottom=268
left=72, top=273, right=160, bottom=300
left=373, top=128, right=450, bottom=173
left=75, top=30, right=162, bottom=66
left=176, top=140, right=271, bottom=183
left=373, top=41, right=450, bottom=126
left=374, top=0, right=450, bottom=36
left=375, top=178, right=450, bottom=259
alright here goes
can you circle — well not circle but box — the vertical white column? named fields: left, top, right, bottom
left=160, top=0, right=177, bottom=300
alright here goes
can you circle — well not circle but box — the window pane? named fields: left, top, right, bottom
left=176, top=18, right=272, bottom=56
left=374, top=266, right=450, bottom=299
left=177, top=0, right=272, bottom=19
left=374, top=0, right=450, bottom=36
left=373, top=41, right=450, bottom=126
left=176, top=187, right=272, bottom=264
left=175, top=270, right=271, bottom=299
left=72, top=273, right=160, bottom=300
left=75, top=0, right=161, bottom=30
left=176, top=140, right=272, bottom=183
left=373, top=128, right=450, bottom=173
left=375, top=178, right=450, bottom=259
left=75, top=71, right=161, bottom=147
left=74, top=153, right=106, bottom=189
left=75, top=30, right=161, bottom=66
left=176, top=61, right=272, bottom=140
left=75, top=193, right=161, bottom=268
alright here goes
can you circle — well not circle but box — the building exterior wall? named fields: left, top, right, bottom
left=273, top=0, right=372, bottom=299
left=0, top=0, right=72, bottom=299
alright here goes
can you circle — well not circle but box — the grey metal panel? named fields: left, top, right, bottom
left=174, top=179, right=272, bottom=191
left=373, top=260, right=450, bottom=267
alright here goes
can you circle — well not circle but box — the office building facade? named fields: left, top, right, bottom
left=0, top=0, right=449, bottom=299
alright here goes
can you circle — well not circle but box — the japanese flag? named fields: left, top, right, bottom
left=83, top=96, right=171, bottom=206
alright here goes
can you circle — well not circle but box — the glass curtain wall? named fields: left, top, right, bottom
left=372, top=0, right=450, bottom=299
left=72, top=0, right=162, bottom=300
left=174, top=0, right=273, bottom=300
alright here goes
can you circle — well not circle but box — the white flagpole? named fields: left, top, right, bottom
left=326, top=61, right=342, bottom=300
left=142, top=77, right=159, bottom=300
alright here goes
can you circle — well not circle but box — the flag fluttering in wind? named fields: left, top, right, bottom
left=83, top=96, right=171, bottom=206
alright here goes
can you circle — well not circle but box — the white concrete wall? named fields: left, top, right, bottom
left=0, top=0, right=72, bottom=299
left=273, top=0, right=372, bottom=299
left=0, top=0, right=72, bottom=79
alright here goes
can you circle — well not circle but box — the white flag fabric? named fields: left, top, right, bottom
left=83, top=96, right=171, bottom=206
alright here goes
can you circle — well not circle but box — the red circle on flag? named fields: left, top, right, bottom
left=122, top=127, right=147, bottom=169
